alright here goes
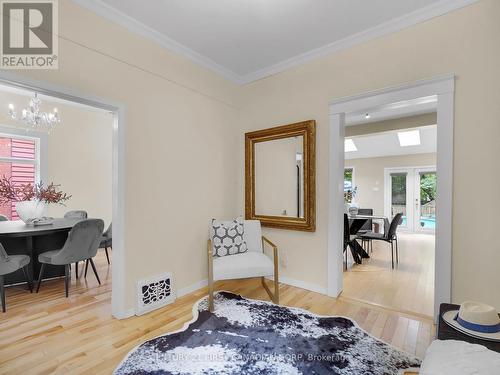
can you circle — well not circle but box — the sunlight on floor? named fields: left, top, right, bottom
left=343, top=233, right=435, bottom=317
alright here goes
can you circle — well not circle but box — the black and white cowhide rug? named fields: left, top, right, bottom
left=115, top=292, right=421, bottom=375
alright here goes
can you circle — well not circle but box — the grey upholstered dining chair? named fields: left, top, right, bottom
left=100, top=222, right=112, bottom=264
left=64, top=210, right=88, bottom=219
left=0, top=214, right=8, bottom=221
left=84, top=222, right=112, bottom=277
left=83, top=223, right=113, bottom=277
left=36, top=219, right=104, bottom=297
left=64, top=210, right=89, bottom=277
left=0, top=243, right=32, bottom=312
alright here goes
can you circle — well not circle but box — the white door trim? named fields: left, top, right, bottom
left=328, top=74, right=454, bottom=319
left=0, top=71, right=128, bottom=319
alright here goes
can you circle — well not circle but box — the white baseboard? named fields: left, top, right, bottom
left=113, top=276, right=326, bottom=320
left=113, top=307, right=135, bottom=320
left=267, top=276, right=327, bottom=295
left=176, top=278, right=208, bottom=298
left=178, top=276, right=327, bottom=297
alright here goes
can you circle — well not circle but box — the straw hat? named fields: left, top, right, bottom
left=442, top=301, right=500, bottom=342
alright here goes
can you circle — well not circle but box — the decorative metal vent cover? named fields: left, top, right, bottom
left=136, top=272, right=175, bottom=315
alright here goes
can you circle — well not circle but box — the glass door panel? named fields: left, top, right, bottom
left=390, top=173, right=408, bottom=228
left=416, top=170, right=436, bottom=232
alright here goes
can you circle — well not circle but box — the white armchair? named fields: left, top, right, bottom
left=207, top=220, right=279, bottom=312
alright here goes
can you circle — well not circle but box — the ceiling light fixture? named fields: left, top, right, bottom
left=8, top=93, right=60, bottom=132
left=397, top=130, right=420, bottom=147
left=345, top=139, right=357, bottom=152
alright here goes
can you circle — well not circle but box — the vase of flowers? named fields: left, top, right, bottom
left=344, top=186, right=358, bottom=214
left=0, top=177, right=71, bottom=224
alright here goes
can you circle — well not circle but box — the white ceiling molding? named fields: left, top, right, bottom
left=71, top=0, right=479, bottom=85
left=71, top=0, right=244, bottom=84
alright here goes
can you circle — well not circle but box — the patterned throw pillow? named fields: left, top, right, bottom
left=211, top=217, right=248, bottom=257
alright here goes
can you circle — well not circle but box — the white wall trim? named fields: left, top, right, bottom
left=0, top=71, right=128, bottom=319
left=280, top=277, right=327, bottom=295
left=70, top=0, right=243, bottom=84
left=70, top=0, right=478, bottom=85
left=177, top=279, right=208, bottom=298
left=328, top=74, right=455, bottom=320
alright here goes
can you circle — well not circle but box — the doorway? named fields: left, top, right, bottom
left=0, top=72, right=127, bottom=318
left=328, top=75, right=455, bottom=319
left=384, top=166, right=436, bottom=233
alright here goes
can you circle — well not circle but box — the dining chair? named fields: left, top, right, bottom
left=100, top=222, right=112, bottom=265
left=64, top=210, right=88, bottom=219
left=0, top=215, right=8, bottom=221
left=64, top=210, right=89, bottom=276
left=359, top=213, right=403, bottom=269
left=83, top=221, right=112, bottom=277
left=0, top=243, right=32, bottom=312
left=356, top=208, right=373, bottom=253
left=36, top=219, right=104, bottom=297
left=208, top=219, right=279, bottom=312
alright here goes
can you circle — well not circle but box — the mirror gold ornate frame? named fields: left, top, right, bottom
left=245, top=120, right=316, bottom=232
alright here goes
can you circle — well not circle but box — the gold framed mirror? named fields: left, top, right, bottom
left=245, top=120, right=316, bottom=232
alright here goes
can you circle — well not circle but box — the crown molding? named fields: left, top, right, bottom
left=70, top=0, right=244, bottom=84
left=240, top=0, right=480, bottom=83
left=71, top=0, right=479, bottom=85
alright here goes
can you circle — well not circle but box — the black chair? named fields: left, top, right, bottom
left=356, top=208, right=373, bottom=253
left=359, top=213, right=402, bottom=269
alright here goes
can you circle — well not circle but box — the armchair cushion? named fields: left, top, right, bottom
left=211, top=218, right=248, bottom=257
left=213, top=251, right=273, bottom=281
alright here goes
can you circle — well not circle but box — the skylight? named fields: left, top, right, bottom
left=397, top=130, right=421, bottom=147
left=345, top=139, right=357, bottom=152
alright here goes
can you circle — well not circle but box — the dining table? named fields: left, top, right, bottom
left=346, top=214, right=389, bottom=264
left=0, top=218, right=82, bottom=286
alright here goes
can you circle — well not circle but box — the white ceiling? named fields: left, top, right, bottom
left=345, top=125, right=437, bottom=160
left=346, top=95, right=437, bottom=125
left=74, top=0, right=478, bottom=83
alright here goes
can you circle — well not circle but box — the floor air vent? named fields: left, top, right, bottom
left=136, top=272, right=175, bottom=315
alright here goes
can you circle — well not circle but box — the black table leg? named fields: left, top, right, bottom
left=347, top=239, right=370, bottom=264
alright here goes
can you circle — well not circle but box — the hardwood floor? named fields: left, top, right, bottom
left=343, top=233, right=435, bottom=318
left=0, top=251, right=434, bottom=374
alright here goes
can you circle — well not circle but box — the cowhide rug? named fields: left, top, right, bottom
left=115, top=291, right=421, bottom=374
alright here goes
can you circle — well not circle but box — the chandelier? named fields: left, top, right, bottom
left=8, top=93, right=60, bottom=131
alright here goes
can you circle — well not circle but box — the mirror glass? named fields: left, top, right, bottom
left=254, top=136, right=304, bottom=217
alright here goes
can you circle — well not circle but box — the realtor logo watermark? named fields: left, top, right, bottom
left=1, top=0, right=58, bottom=69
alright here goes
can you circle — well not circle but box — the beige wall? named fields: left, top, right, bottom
left=12, top=1, right=241, bottom=311
left=46, top=105, right=113, bottom=226
left=346, top=153, right=437, bottom=216
left=8, top=0, right=500, bottom=312
left=0, top=91, right=113, bottom=226
left=238, top=0, right=500, bottom=308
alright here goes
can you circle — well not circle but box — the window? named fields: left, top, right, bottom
left=0, top=134, right=39, bottom=220
left=344, top=167, right=354, bottom=192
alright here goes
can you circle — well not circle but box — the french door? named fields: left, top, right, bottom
left=384, top=166, right=436, bottom=232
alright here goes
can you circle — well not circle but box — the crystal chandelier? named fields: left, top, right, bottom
left=8, top=93, right=60, bottom=132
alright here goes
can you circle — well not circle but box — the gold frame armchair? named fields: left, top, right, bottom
left=207, top=220, right=279, bottom=312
